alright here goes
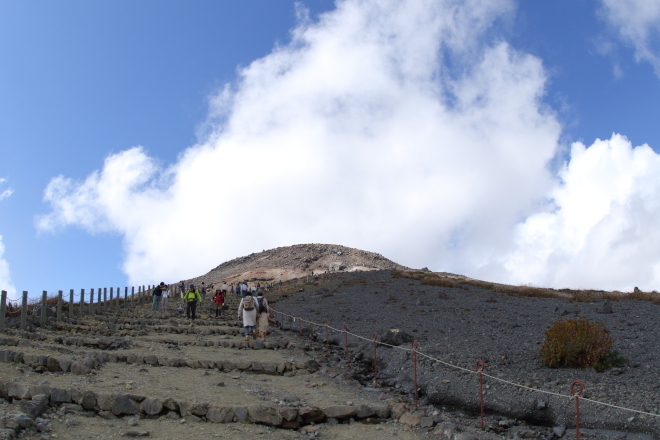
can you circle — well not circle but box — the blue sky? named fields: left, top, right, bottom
left=1, top=0, right=660, bottom=298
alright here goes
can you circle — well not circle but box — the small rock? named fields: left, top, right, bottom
left=123, top=431, right=149, bottom=437
left=553, top=425, right=566, bottom=438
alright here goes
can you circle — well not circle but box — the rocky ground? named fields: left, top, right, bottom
left=271, top=269, right=660, bottom=439
left=1, top=285, right=493, bottom=440
left=2, top=243, right=659, bottom=440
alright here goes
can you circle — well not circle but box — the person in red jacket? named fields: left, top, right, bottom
left=213, top=289, right=226, bottom=319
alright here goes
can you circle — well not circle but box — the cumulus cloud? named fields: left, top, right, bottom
left=39, top=0, right=660, bottom=291
left=0, top=178, right=15, bottom=294
left=0, top=237, right=15, bottom=295
left=599, top=0, right=660, bottom=76
left=495, top=134, right=660, bottom=291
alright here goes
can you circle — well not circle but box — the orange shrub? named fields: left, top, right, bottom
left=540, top=318, right=614, bottom=368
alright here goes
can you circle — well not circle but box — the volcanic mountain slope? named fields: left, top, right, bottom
left=187, top=243, right=409, bottom=287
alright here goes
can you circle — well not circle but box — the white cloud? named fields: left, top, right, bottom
left=0, top=189, right=14, bottom=201
left=0, top=236, right=15, bottom=296
left=599, top=0, right=660, bottom=76
left=495, top=134, right=660, bottom=291
left=40, top=0, right=660, bottom=291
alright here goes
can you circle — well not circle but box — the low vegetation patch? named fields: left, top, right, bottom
left=540, top=318, right=625, bottom=371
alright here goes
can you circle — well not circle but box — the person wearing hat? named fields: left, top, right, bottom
left=183, top=284, right=202, bottom=321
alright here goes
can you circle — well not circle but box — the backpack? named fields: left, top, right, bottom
left=243, top=295, right=255, bottom=311
left=257, top=297, right=266, bottom=313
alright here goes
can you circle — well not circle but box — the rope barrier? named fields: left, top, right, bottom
left=270, top=307, right=660, bottom=420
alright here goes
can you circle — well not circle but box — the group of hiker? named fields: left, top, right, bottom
left=152, top=280, right=276, bottom=341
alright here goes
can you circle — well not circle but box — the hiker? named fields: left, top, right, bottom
left=152, top=282, right=165, bottom=311
left=201, top=282, right=207, bottom=301
left=161, top=284, right=170, bottom=311
left=255, top=290, right=274, bottom=341
left=213, top=289, right=225, bottom=319
left=221, top=281, right=228, bottom=295
left=178, top=281, right=185, bottom=298
left=237, top=293, right=257, bottom=341
left=229, top=283, right=235, bottom=295
left=240, top=282, right=248, bottom=297
left=184, top=284, right=202, bottom=321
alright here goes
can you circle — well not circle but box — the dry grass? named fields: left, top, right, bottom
left=540, top=318, right=621, bottom=370
left=391, top=270, right=660, bottom=305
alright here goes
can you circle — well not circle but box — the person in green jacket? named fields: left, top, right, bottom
left=184, top=284, right=202, bottom=321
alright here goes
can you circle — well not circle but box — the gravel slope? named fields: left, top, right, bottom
left=272, top=270, right=660, bottom=439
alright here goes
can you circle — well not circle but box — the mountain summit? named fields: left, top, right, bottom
left=188, top=243, right=409, bottom=287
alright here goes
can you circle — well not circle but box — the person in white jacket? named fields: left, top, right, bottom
left=237, top=295, right=257, bottom=341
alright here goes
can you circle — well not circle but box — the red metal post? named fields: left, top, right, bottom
left=476, top=360, right=486, bottom=430
left=325, top=319, right=329, bottom=357
left=571, top=380, right=584, bottom=440
left=412, top=340, right=419, bottom=408
left=372, top=333, right=378, bottom=387
left=344, top=323, right=351, bottom=371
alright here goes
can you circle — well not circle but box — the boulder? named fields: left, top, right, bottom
left=247, top=405, right=283, bottom=426
left=299, top=406, right=326, bottom=423
left=80, top=391, right=97, bottom=411
left=28, top=385, right=52, bottom=400
left=0, top=349, right=16, bottom=363
left=356, top=404, right=375, bottom=419
left=50, top=388, right=72, bottom=403
left=380, top=330, right=414, bottom=346
left=163, top=398, right=178, bottom=412
left=70, top=361, right=92, bottom=375
left=140, top=397, right=163, bottom=415
left=399, top=411, right=424, bottom=426
left=281, top=420, right=301, bottom=429
left=279, top=407, right=298, bottom=422
left=19, top=400, right=46, bottom=419
left=176, top=400, right=189, bottom=416
left=234, top=406, right=248, bottom=423
left=190, top=402, right=209, bottom=416
left=392, top=402, right=411, bottom=418
left=58, top=358, right=71, bottom=373
left=7, top=382, right=30, bottom=400
left=206, top=407, right=234, bottom=423
left=111, top=394, right=139, bottom=416
left=96, top=393, right=114, bottom=411
left=323, top=405, right=359, bottom=419
left=144, top=355, right=159, bottom=366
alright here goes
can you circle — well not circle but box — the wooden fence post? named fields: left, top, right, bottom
left=103, top=288, right=107, bottom=309
left=41, top=291, right=47, bottom=328
left=90, top=288, right=94, bottom=314
left=57, top=290, right=62, bottom=321
left=110, top=287, right=113, bottom=309
left=116, top=287, right=120, bottom=309
left=124, top=286, right=128, bottom=306
left=98, top=288, right=101, bottom=312
left=80, top=289, right=85, bottom=315
left=21, top=291, right=28, bottom=330
left=69, top=289, right=74, bottom=319
left=131, top=286, right=134, bottom=305
left=0, top=290, right=6, bottom=333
